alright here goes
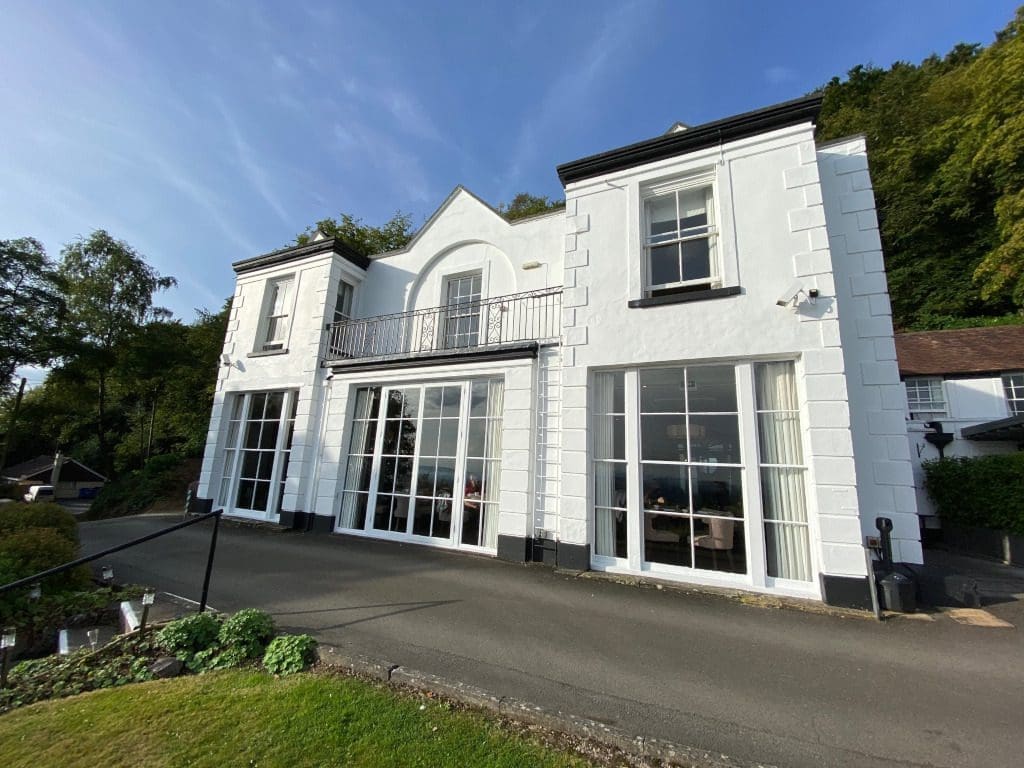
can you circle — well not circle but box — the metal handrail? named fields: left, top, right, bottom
left=323, top=286, right=562, bottom=363
left=0, top=509, right=224, bottom=613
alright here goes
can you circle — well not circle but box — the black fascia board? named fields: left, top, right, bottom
left=556, top=95, right=823, bottom=186
left=233, top=237, right=371, bottom=274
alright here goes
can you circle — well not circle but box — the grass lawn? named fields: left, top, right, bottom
left=0, top=669, right=594, bottom=768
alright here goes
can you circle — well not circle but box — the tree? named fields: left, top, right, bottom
left=296, top=211, right=416, bottom=255
left=816, top=7, right=1024, bottom=330
left=56, top=230, right=176, bottom=475
left=497, top=193, right=565, bottom=222
left=0, top=237, right=63, bottom=391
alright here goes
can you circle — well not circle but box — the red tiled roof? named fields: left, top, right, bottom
left=896, top=326, right=1024, bottom=377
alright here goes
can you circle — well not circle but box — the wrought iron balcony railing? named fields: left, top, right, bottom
left=323, top=287, right=562, bottom=364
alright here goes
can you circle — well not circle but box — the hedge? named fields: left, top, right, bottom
left=0, top=503, right=79, bottom=544
left=923, top=454, right=1024, bottom=536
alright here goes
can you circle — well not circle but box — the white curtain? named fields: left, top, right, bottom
left=593, top=373, right=616, bottom=556
left=755, top=362, right=812, bottom=582
left=481, top=379, right=504, bottom=549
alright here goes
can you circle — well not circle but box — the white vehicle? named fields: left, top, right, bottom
left=23, top=484, right=55, bottom=503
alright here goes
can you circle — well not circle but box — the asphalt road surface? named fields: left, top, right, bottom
left=81, top=515, right=1024, bottom=768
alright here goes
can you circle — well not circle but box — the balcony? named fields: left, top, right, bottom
left=323, top=287, right=563, bottom=367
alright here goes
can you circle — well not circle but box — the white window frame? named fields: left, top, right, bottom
left=442, top=270, right=484, bottom=349
left=336, top=377, right=503, bottom=554
left=589, top=361, right=820, bottom=598
left=641, top=173, right=719, bottom=296
left=218, top=389, right=298, bottom=521
left=904, top=376, right=946, bottom=420
left=258, top=274, right=295, bottom=352
left=1002, top=372, right=1024, bottom=416
left=334, top=279, right=355, bottom=324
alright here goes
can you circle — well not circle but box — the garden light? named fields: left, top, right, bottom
left=0, top=627, right=14, bottom=649
left=139, top=591, right=156, bottom=634
left=87, top=628, right=100, bottom=650
left=101, top=565, right=114, bottom=583
left=28, top=582, right=42, bottom=600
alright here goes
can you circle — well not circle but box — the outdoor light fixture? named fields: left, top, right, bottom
left=101, top=565, right=114, bottom=583
left=0, top=628, right=15, bottom=650
left=28, top=583, right=42, bottom=601
left=221, top=353, right=233, bottom=367
left=87, top=628, right=100, bottom=650
left=521, top=260, right=543, bottom=270
left=140, top=591, right=156, bottom=634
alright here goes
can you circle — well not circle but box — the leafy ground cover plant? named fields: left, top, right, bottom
left=155, top=612, right=221, bottom=670
left=262, top=634, right=317, bottom=675
left=0, top=635, right=157, bottom=713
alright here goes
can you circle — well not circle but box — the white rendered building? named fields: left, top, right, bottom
left=197, top=95, right=919, bottom=608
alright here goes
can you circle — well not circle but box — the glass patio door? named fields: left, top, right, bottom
left=345, top=379, right=503, bottom=550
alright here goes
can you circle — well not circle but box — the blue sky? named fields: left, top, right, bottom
left=1, top=0, right=1018, bottom=330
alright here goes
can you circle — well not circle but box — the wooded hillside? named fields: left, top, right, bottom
left=816, top=7, right=1024, bottom=330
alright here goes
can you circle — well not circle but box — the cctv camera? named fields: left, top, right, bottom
left=775, top=280, right=804, bottom=307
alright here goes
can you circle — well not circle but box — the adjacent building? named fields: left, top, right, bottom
left=897, top=326, right=1024, bottom=528
left=196, top=95, right=919, bottom=608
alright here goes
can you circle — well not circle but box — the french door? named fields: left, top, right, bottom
left=338, top=379, right=503, bottom=551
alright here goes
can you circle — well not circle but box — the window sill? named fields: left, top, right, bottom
left=247, top=348, right=289, bottom=358
left=628, top=285, right=741, bottom=308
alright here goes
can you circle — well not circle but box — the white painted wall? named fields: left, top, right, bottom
left=818, top=137, right=921, bottom=566
left=200, top=188, right=564, bottom=532
left=560, top=123, right=920, bottom=594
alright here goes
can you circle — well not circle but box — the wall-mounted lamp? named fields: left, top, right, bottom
left=221, top=353, right=232, bottom=367
left=101, top=565, right=114, bottom=583
left=521, top=260, right=543, bottom=270
left=28, top=583, right=42, bottom=601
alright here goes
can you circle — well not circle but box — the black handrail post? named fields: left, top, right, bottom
left=198, top=510, right=222, bottom=613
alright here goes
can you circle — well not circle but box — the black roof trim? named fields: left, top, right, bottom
left=556, top=95, right=823, bottom=186
left=233, top=237, right=371, bottom=274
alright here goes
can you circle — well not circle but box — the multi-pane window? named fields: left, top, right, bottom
left=755, top=362, right=812, bottom=582
left=261, top=276, right=294, bottom=351
left=339, top=387, right=381, bottom=530
left=334, top=280, right=354, bottom=324
left=413, top=385, right=461, bottom=539
left=338, top=379, right=503, bottom=550
left=593, top=371, right=627, bottom=559
left=639, top=366, right=745, bottom=573
left=643, top=181, right=716, bottom=296
left=373, top=389, right=419, bottom=532
left=1003, top=373, right=1024, bottom=415
left=218, top=390, right=297, bottom=515
left=461, top=379, right=503, bottom=548
left=905, top=377, right=946, bottom=420
left=444, top=272, right=482, bottom=348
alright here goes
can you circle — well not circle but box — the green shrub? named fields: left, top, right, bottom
left=156, top=613, right=222, bottom=665
left=0, top=527, right=90, bottom=622
left=89, top=453, right=188, bottom=520
left=0, top=502, right=79, bottom=544
left=263, top=634, right=317, bottom=675
left=218, top=609, right=275, bottom=661
left=923, top=454, right=1024, bottom=535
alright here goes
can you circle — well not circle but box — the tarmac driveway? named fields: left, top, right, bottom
left=80, top=515, right=1024, bottom=768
